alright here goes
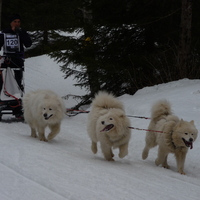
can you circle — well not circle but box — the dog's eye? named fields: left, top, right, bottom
left=185, top=133, right=188, bottom=135
left=49, top=108, right=52, bottom=111
left=110, top=118, right=113, bottom=120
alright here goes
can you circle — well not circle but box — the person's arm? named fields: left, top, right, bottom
left=17, top=28, right=32, bottom=48
left=0, top=33, right=5, bottom=49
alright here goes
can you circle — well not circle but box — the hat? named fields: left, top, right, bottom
left=9, top=13, right=21, bottom=23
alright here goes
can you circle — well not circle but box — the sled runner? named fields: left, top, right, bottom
left=0, top=55, right=24, bottom=121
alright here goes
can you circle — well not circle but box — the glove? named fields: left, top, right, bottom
left=15, top=27, right=22, bottom=34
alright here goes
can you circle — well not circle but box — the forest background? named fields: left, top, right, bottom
left=0, top=0, right=200, bottom=107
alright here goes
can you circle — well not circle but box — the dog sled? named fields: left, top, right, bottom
left=0, top=55, right=24, bottom=121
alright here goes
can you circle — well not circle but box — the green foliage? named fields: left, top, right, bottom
left=2, top=0, right=200, bottom=107
left=51, top=0, right=185, bottom=100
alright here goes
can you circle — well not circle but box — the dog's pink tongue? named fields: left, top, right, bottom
left=101, top=126, right=109, bottom=132
left=100, top=124, right=114, bottom=132
left=190, top=142, right=193, bottom=149
left=100, top=127, right=106, bottom=132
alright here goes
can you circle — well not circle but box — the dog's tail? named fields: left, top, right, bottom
left=151, top=99, right=172, bottom=122
left=91, top=91, right=124, bottom=111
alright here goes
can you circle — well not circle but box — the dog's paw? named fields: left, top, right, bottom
left=119, top=151, right=127, bottom=158
left=91, top=142, right=97, bottom=154
left=178, top=169, right=186, bottom=175
left=142, top=148, right=149, bottom=160
left=104, top=153, right=115, bottom=161
left=31, top=134, right=37, bottom=138
left=47, top=135, right=54, bottom=141
left=155, top=159, right=160, bottom=166
left=107, top=158, right=115, bottom=161
left=163, top=164, right=170, bottom=169
left=39, top=137, right=48, bottom=142
left=31, top=131, right=37, bottom=138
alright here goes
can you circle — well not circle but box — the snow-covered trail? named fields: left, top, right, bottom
left=0, top=55, right=200, bottom=200
left=1, top=112, right=200, bottom=200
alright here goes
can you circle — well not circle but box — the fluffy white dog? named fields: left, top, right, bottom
left=87, top=91, right=131, bottom=161
left=23, top=89, right=65, bottom=142
left=142, top=99, right=198, bottom=174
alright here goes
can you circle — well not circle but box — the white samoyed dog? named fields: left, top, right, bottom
left=142, top=99, right=198, bottom=174
left=87, top=91, right=131, bottom=161
left=23, top=89, right=65, bottom=142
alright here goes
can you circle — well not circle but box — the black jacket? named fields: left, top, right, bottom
left=0, top=27, right=32, bottom=56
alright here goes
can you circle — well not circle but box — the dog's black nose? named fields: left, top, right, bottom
left=101, top=121, right=105, bottom=125
left=43, top=113, right=47, bottom=118
left=189, top=138, right=193, bottom=142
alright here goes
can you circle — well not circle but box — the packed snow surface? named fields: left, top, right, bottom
left=0, top=55, right=200, bottom=200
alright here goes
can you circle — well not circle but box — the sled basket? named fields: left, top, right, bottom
left=0, top=66, right=24, bottom=120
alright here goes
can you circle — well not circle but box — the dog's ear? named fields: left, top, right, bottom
left=120, top=114, right=125, bottom=118
left=178, top=119, right=184, bottom=127
left=190, top=120, right=194, bottom=125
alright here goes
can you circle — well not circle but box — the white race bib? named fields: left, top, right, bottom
left=3, top=33, right=20, bottom=53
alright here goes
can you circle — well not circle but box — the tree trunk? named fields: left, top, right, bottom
left=177, top=0, right=192, bottom=78
left=81, top=1, right=100, bottom=97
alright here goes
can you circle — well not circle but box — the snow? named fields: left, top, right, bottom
left=0, top=54, right=200, bottom=200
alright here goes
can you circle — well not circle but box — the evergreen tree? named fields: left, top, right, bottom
left=2, top=0, right=200, bottom=108
left=50, top=0, right=186, bottom=106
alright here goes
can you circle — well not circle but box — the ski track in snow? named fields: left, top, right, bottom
left=0, top=55, right=200, bottom=199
